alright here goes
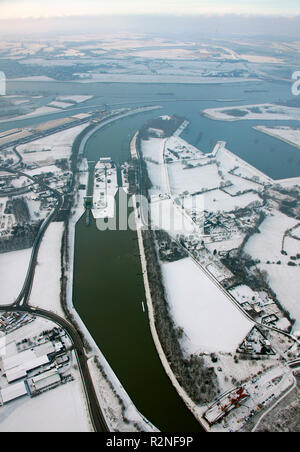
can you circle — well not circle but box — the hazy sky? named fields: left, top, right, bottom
left=1, top=0, right=300, bottom=19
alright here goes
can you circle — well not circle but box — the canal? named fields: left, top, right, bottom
left=73, top=112, right=205, bottom=432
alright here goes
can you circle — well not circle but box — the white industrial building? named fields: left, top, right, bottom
left=0, top=381, right=28, bottom=405
left=30, top=369, right=61, bottom=392
left=3, top=349, right=50, bottom=383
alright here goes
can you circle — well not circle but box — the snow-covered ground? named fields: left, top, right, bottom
left=292, top=225, right=300, bottom=239
left=0, top=378, right=92, bottom=432
left=28, top=222, right=65, bottom=318
left=245, top=211, right=299, bottom=264
left=151, top=197, right=197, bottom=237
left=0, top=249, right=32, bottom=306
left=161, top=257, right=253, bottom=354
left=168, top=162, right=222, bottom=195
left=284, top=236, right=300, bottom=257
left=142, top=137, right=166, bottom=164
left=199, top=190, right=262, bottom=214
left=17, top=124, right=89, bottom=166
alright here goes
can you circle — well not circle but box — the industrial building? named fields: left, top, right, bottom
left=3, top=349, right=50, bottom=383
left=0, top=381, right=28, bottom=405
left=29, top=369, right=61, bottom=394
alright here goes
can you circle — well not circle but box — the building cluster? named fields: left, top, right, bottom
left=230, top=286, right=291, bottom=331
left=203, top=210, right=259, bottom=248
left=31, top=169, right=72, bottom=195
left=237, top=327, right=274, bottom=356
left=0, top=325, right=72, bottom=406
left=0, top=149, right=18, bottom=167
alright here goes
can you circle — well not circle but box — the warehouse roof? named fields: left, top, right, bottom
left=1, top=382, right=27, bottom=404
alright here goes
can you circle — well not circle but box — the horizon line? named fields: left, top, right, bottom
left=1, top=12, right=300, bottom=21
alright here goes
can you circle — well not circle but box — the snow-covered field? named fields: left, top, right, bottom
left=17, top=124, right=89, bottom=165
left=284, top=236, right=300, bottom=257
left=0, top=379, right=91, bottom=432
left=196, top=190, right=262, bottom=214
left=28, top=222, right=65, bottom=318
left=292, top=226, right=300, bottom=239
left=0, top=249, right=32, bottom=305
left=245, top=211, right=299, bottom=264
left=161, top=257, right=253, bottom=354
left=151, top=198, right=197, bottom=237
left=142, top=137, right=166, bottom=164
left=168, top=162, right=222, bottom=195
left=142, top=138, right=169, bottom=196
